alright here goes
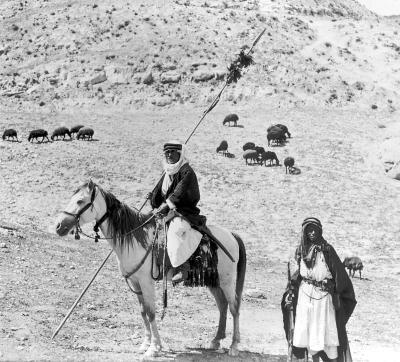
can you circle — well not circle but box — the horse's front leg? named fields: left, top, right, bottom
left=132, top=279, right=151, bottom=353
left=140, top=281, right=162, bottom=359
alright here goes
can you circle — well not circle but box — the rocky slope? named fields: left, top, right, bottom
left=1, top=0, right=399, bottom=112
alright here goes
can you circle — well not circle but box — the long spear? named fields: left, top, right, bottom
left=51, top=28, right=266, bottom=339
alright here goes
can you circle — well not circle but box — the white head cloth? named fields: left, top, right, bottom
left=161, top=141, right=189, bottom=195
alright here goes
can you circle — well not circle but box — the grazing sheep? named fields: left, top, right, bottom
left=243, top=149, right=258, bottom=165
left=260, top=151, right=279, bottom=166
left=77, top=127, right=94, bottom=140
left=70, top=125, right=84, bottom=137
left=254, top=146, right=265, bottom=156
left=28, top=129, right=50, bottom=143
left=284, top=157, right=295, bottom=174
left=2, top=129, right=18, bottom=141
left=267, top=129, right=286, bottom=146
left=343, top=257, right=363, bottom=279
left=223, top=114, right=238, bottom=127
left=268, top=124, right=291, bottom=138
left=216, top=140, right=228, bottom=156
left=51, top=126, right=71, bottom=141
left=242, top=142, right=256, bottom=151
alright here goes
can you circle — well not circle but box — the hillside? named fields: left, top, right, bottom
left=1, top=0, right=399, bottom=112
left=1, top=1, right=400, bottom=361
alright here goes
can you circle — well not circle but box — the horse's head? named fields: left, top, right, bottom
left=55, top=179, right=105, bottom=236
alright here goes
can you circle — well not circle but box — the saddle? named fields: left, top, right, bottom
left=152, top=214, right=219, bottom=287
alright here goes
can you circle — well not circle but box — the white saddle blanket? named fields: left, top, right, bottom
left=167, top=217, right=202, bottom=267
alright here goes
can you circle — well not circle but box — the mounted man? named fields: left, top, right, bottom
left=149, top=140, right=210, bottom=284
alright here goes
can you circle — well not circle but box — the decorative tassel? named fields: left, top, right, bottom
left=227, top=50, right=255, bottom=84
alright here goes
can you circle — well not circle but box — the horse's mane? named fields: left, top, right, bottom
left=93, top=184, right=154, bottom=249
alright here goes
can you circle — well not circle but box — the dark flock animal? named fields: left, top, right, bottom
left=51, top=127, right=72, bottom=141
left=343, top=257, right=363, bottom=279
left=28, top=129, right=50, bottom=143
left=284, top=157, right=295, bottom=174
left=216, top=140, right=228, bottom=156
left=260, top=151, right=279, bottom=166
left=223, top=114, right=238, bottom=127
left=267, top=128, right=286, bottom=146
left=267, top=124, right=291, bottom=138
left=243, top=149, right=258, bottom=165
left=77, top=127, right=94, bottom=140
left=242, top=142, right=255, bottom=151
left=70, top=125, right=84, bottom=137
left=2, top=129, right=18, bottom=141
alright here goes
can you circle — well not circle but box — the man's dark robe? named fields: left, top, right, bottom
left=281, top=243, right=357, bottom=362
left=150, top=163, right=206, bottom=227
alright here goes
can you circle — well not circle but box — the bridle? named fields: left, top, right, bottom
left=63, top=184, right=155, bottom=243
left=62, top=183, right=158, bottom=293
left=62, top=186, right=111, bottom=242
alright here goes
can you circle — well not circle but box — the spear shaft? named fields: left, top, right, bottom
left=51, top=249, right=114, bottom=340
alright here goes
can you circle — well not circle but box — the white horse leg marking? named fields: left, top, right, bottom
left=208, top=287, right=228, bottom=350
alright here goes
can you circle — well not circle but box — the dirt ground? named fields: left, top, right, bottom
left=1, top=104, right=400, bottom=361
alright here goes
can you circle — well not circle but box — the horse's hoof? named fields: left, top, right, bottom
left=139, top=341, right=150, bottom=352
left=142, top=345, right=161, bottom=359
left=209, top=340, right=220, bottom=350
left=228, top=346, right=239, bottom=356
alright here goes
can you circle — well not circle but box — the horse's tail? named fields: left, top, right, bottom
left=232, top=233, right=246, bottom=311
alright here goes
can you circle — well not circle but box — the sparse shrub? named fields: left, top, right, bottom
left=324, top=42, right=332, bottom=48
left=371, top=104, right=378, bottom=110
left=354, top=81, right=365, bottom=91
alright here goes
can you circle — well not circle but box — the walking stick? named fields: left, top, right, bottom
left=51, top=249, right=114, bottom=339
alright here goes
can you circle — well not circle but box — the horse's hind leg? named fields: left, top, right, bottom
left=227, top=297, right=240, bottom=356
left=208, top=287, right=228, bottom=350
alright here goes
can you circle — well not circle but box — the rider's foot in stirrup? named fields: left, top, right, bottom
left=172, top=271, right=184, bottom=284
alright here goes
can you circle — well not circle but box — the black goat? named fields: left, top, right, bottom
left=2, top=129, right=18, bottom=141
left=260, top=151, right=279, bottom=166
left=268, top=124, right=291, bottom=138
left=267, top=129, right=286, bottom=146
left=254, top=146, right=265, bottom=156
left=216, top=140, right=228, bottom=156
left=70, top=125, right=84, bottom=137
left=28, top=129, right=50, bottom=143
left=223, top=114, right=238, bottom=127
left=242, top=142, right=256, bottom=151
left=284, top=157, right=295, bottom=174
left=343, top=257, right=363, bottom=279
left=243, top=150, right=258, bottom=165
left=51, top=126, right=71, bottom=141
left=77, top=127, right=94, bottom=140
